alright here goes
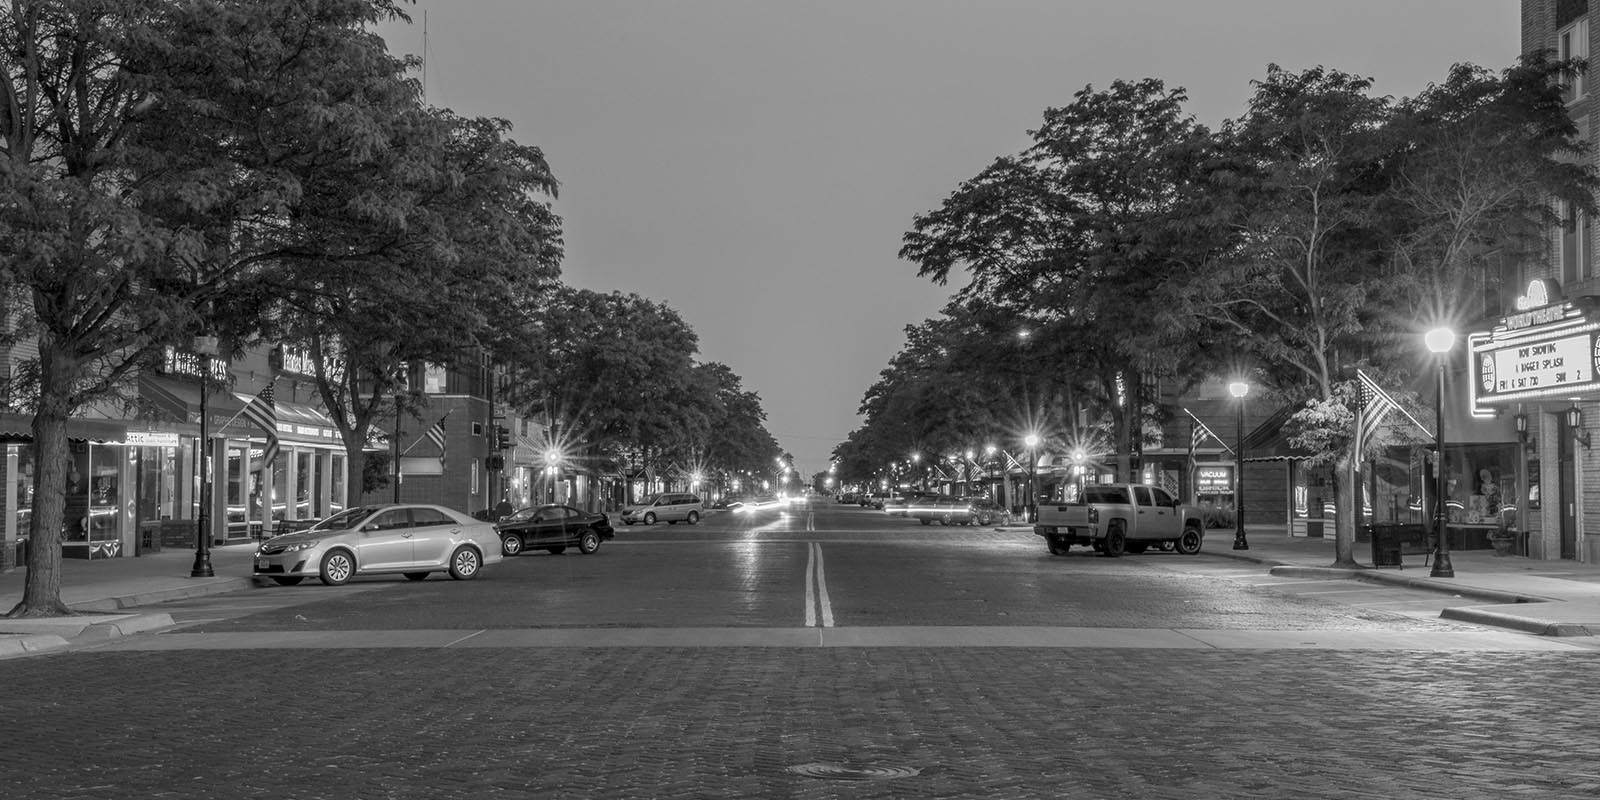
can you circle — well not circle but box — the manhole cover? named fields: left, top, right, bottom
left=786, top=763, right=921, bottom=781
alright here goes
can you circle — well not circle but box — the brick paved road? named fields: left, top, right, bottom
left=5, top=503, right=1598, bottom=799
left=3, top=647, right=1598, bottom=799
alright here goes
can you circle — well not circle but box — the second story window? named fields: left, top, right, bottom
left=423, top=363, right=447, bottom=394
left=1562, top=200, right=1593, bottom=286
left=1560, top=18, right=1588, bottom=103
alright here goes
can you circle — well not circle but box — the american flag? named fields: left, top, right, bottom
left=425, top=415, right=448, bottom=467
left=242, top=383, right=278, bottom=470
left=1183, top=408, right=1232, bottom=456
left=1355, top=370, right=1401, bottom=454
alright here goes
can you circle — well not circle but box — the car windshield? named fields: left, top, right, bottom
left=308, top=506, right=377, bottom=531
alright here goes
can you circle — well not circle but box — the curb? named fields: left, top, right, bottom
left=69, top=576, right=256, bottom=613
left=1438, top=606, right=1596, bottom=637
left=1266, top=565, right=1545, bottom=606
left=0, top=633, right=71, bottom=659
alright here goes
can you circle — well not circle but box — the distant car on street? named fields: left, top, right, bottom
left=496, top=504, right=615, bottom=556
left=620, top=492, right=703, bottom=525
left=253, top=504, right=502, bottom=586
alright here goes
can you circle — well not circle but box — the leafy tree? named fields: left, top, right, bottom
left=0, top=0, right=414, bottom=616
left=901, top=78, right=1216, bottom=480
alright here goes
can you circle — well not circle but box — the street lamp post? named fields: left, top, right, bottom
left=963, top=449, right=974, bottom=497
left=190, top=336, right=219, bottom=578
left=1228, top=381, right=1250, bottom=551
left=1024, top=433, right=1040, bottom=523
left=1427, top=327, right=1456, bottom=578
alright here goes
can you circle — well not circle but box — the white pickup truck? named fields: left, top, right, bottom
left=1032, top=483, right=1205, bottom=557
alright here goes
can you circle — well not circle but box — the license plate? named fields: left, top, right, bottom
left=255, top=558, right=269, bottom=570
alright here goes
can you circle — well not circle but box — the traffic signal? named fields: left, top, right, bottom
left=486, top=454, right=505, bottom=471
left=492, top=424, right=511, bottom=450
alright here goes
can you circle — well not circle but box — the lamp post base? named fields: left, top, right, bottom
left=189, top=552, right=214, bottom=578
left=1232, top=529, right=1249, bottom=550
left=1430, top=552, right=1455, bottom=578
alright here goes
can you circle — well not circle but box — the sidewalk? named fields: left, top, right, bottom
left=0, top=542, right=259, bottom=658
left=6, top=527, right=1600, bottom=659
left=1006, top=523, right=1600, bottom=635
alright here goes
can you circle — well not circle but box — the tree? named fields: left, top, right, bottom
left=0, top=0, right=416, bottom=616
left=901, top=78, right=1216, bottom=481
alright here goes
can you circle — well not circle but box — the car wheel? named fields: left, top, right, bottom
left=1102, top=525, right=1127, bottom=557
left=919, top=518, right=932, bottom=526
left=578, top=530, right=601, bottom=554
left=643, top=512, right=657, bottom=525
left=501, top=534, right=523, bottom=556
left=1176, top=526, right=1203, bottom=555
left=1046, top=534, right=1067, bottom=556
left=686, top=510, right=699, bottom=525
left=319, top=550, right=354, bottom=586
left=448, top=546, right=481, bottom=580
left=403, top=572, right=429, bottom=581
left=547, top=546, right=567, bottom=555
left=939, top=514, right=952, bottom=526
left=271, top=576, right=303, bottom=586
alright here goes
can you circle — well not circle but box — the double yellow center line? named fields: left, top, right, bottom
left=804, top=541, right=834, bottom=627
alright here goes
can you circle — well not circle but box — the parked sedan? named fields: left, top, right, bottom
left=253, top=504, right=502, bottom=586
left=496, top=504, right=615, bottom=556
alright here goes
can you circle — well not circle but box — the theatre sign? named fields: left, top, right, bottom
left=1469, top=279, right=1600, bottom=409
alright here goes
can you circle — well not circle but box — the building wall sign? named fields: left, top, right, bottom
left=125, top=430, right=180, bottom=447
left=1470, top=280, right=1600, bottom=407
left=1195, top=465, right=1233, bottom=493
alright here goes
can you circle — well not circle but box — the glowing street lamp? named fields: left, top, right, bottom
left=1426, top=327, right=1456, bottom=578
left=1024, top=433, right=1040, bottom=522
left=1228, top=381, right=1250, bottom=551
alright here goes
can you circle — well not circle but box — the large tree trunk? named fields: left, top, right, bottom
left=1332, top=455, right=1359, bottom=568
left=7, top=345, right=79, bottom=617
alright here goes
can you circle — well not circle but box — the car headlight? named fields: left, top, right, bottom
left=280, top=540, right=321, bottom=552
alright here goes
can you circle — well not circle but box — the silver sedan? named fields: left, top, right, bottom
left=252, top=504, right=504, bottom=586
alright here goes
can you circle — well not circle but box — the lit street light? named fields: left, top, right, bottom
left=1024, top=433, right=1040, bottom=523
left=190, top=335, right=220, bottom=578
left=1426, top=327, right=1456, bottom=578
left=1228, top=381, right=1250, bottom=551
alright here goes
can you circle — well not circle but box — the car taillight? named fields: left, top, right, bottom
left=1089, top=508, right=1099, bottom=524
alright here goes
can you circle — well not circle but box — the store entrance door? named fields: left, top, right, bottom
left=1560, top=423, right=1577, bottom=560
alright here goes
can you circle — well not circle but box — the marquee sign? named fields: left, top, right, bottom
left=1470, top=279, right=1600, bottom=406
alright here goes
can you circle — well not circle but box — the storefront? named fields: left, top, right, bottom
left=0, top=413, right=132, bottom=565
left=1468, top=278, right=1599, bottom=561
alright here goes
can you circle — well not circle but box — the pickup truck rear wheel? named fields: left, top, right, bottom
left=1102, top=525, right=1127, bottom=557
left=1045, top=534, right=1067, bottom=555
left=1176, top=527, right=1203, bottom=555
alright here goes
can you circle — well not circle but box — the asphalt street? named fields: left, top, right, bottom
left=3, top=501, right=1598, bottom=799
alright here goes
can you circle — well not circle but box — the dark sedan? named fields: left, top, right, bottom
left=495, top=504, right=615, bottom=556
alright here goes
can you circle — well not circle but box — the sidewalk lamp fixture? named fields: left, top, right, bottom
left=964, top=449, right=974, bottom=497
left=1024, top=433, right=1040, bottom=523
left=1426, top=326, right=1456, bottom=579
left=1228, top=381, right=1250, bottom=551
left=1567, top=405, right=1590, bottom=450
left=1514, top=411, right=1528, bottom=444
left=190, top=335, right=221, bottom=578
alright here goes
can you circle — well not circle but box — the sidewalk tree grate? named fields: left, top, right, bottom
left=786, top=763, right=921, bottom=780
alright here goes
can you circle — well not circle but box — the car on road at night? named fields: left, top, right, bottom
left=252, top=504, right=502, bottom=586
left=495, top=504, right=615, bottom=556
left=909, top=496, right=1005, bottom=526
left=620, top=492, right=703, bottom=525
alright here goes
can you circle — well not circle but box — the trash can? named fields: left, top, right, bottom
left=1368, top=524, right=1402, bottom=568
left=138, top=526, right=161, bottom=555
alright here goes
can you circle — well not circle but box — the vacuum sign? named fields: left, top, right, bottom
left=1474, top=330, right=1600, bottom=401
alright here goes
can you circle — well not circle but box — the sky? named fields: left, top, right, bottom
left=377, top=1, right=1519, bottom=477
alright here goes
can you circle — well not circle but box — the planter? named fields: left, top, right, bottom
left=1487, top=533, right=1518, bottom=557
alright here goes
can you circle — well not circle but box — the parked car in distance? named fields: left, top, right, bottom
left=496, top=504, right=615, bottom=556
left=620, top=492, right=703, bottom=525
left=253, top=504, right=502, bottom=586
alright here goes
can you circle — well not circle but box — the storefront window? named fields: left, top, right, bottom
left=15, top=444, right=35, bottom=540
left=330, top=453, right=345, bottom=515
left=296, top=450, right=313, bottom=519
left=136, top=446, right=177, bottom=522
left=226, top=444, right=248, bottom=539
left=63, top=445, right=89, bottom=543
left=271, top=451, right=288, bottom=524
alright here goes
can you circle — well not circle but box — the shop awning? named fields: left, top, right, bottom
left=0, top=411, right=128, bottom=443
left=139, top=376, right=250, bottom=435
left=231, top=392, right=343, bottom=446
left=1241, top=405, right=1316, bottom=463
